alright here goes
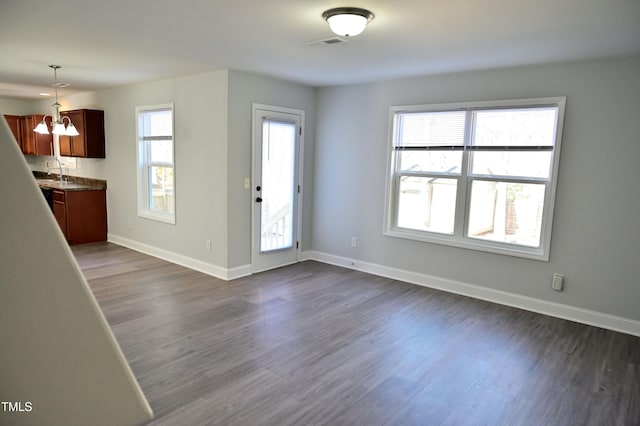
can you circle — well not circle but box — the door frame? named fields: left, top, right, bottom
left=251, top=103, right=305, bottom=273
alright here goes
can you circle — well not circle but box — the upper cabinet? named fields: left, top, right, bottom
left=19, top=115, right=36, bottom=155
left=3, top=114, right=53, bottom=156
left=3, top=109, right=104, bottom=158
left=59, top=109, right=105, bottom=158
left=4, top=115, right=22, bottom=149
left=32, top=115, right=54, bottom=156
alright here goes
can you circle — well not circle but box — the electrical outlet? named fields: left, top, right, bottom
left=351, top=237, right=358, bottom=248
left=243, top=178, right=250, bottom=190
left=206, top=239, right=211, bottom=251
left=552, top=273, right=564, bottom=291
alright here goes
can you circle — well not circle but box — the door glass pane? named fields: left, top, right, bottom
left=148, top=166, right=175, bottom=214
left=261, top=120, right=295, bottom=252
left=397, top=177, right=457, bottom=234
left=468, top=180, right=545, bottom=247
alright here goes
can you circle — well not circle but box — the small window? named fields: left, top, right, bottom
left=385, top=97, right=566, bottom=260
left=136, top=104, right=175, bottom=224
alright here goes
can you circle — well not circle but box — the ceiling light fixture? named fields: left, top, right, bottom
left=33, top=65, right=79, bottom=136
left=322, top=7, right=374, bottom=37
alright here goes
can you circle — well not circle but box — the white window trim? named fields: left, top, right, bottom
left=384, top=97, right=566, bottom=261
left=136, top=103, right=176, bottom=224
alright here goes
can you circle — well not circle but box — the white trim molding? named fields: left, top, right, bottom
left=301, top=250, right=640, bottom=337
left=108, top=234, right=252, bottom=281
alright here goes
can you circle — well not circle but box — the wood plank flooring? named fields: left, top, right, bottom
left=72, top=242, right=640, bottom=426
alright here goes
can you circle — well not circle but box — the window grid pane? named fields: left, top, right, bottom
left=148, top=166, right=175, bottom=214
left=467, top=180, right=546, bottom=248
left=470, top=151, right=552, bottom=179
left=399, top=151, right=463, bottom=174
left=397, top=176, right=457, bottom=235
left=149, top=139, right=173, bottom=163
left=141, top=109, right=172, bottom=137
left=472, top=107, right=558, bottom=147
left=396, top=111, right=466, bottom=147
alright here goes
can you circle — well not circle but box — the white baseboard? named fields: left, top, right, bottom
left=226, top=264, right=253, bottom=280
left=301, top=250, right=640, bottom=337
left=107, top=234, right=252, bottom=281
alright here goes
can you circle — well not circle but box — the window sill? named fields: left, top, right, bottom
left=384, top=227, right=549, bottom=261
left=138, top=210, right=175, bottom=225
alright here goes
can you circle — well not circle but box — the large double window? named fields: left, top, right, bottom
left=136, top=104, right=175, bottom=224
left=385, top=97, right=565, bottom=260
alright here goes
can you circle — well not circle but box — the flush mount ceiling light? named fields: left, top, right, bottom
left=322, top=7, right=374, bottom=37
left=33, top=64, right=79, bottom=137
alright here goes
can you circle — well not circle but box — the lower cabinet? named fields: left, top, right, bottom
left=52, top=189, right=107, bottom=245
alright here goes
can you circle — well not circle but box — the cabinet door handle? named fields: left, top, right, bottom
left=256, top=197, right=263, bottom=203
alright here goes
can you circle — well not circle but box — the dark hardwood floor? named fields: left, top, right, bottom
left=72, top=242, right=640, bottom=426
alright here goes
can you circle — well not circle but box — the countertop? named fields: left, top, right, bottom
left=33, top=171, right=107, bottom=191
left=36, top=179, right=104, bottom=191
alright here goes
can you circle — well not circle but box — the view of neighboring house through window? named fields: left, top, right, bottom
left=136, top=104, right=175, bottom=224
left=385, top=97, right=565, bottom=260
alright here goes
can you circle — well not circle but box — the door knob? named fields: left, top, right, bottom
left=256, top=197, right=263, bottom=203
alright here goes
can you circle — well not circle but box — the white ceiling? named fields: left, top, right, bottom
left=1, top=0, right=639, bottom=99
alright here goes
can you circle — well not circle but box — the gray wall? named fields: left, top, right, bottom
left=313, top=56, right=640, bottom=321
left=99, top=71, right=230, bottom=267
left=0, top=98, right=34, bottom=115
left=227, top=70, right=316, bottom=268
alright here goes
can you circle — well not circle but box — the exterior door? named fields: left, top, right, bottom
left=251, top=104, right=304, bottom=273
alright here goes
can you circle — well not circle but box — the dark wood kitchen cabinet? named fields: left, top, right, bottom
left=26, top=114, right=54, bottom=156
left=19, top=115, right=37, bottom=154
left=52, top=191, right=67, bottom=239
left=4, top=114, right=23, bottom=149
left=3, top=114, right=53, bottom=156
left=59, top=109, right=105, bottom=158
left=52, top=189, right=107, bottom=245
left=20, top=115, right=54, bottom=155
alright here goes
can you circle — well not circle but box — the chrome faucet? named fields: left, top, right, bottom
left=46, top=157, right=64, bottom=182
